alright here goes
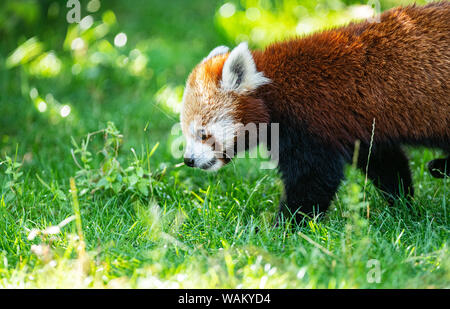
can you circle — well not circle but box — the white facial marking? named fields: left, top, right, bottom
left=209, top=116, right=238, bottom=154
left=185, top=137, right=215, bottom=165
left=184, top=119, right=218, bottom=170
left=184, top=114, right=239, bottom=171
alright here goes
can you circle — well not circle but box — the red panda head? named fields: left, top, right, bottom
left=181, top=43, right=271, bottom=171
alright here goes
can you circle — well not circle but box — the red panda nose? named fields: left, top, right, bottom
left=184, top=157, right=195, bottom=167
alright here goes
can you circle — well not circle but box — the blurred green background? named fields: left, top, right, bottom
left=2, top=0, right=447, bottom=289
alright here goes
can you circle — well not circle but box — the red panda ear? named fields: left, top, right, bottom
left=202, top=46, right=229, bottom=63
left=221, top=42, right=270, bottom=94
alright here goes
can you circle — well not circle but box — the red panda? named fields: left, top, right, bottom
left=180, top=2, right=450, bottom=223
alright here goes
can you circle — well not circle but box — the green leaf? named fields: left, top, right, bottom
left=137, top=181, right=149, bottom=196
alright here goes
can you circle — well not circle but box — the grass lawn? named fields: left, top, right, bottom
left=0, top=0, right=448, bottom=288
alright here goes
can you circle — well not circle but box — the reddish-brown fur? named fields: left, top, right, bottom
left=183, top=2, right=450, bottom=221
left=248, top=2, right=449, bottom=151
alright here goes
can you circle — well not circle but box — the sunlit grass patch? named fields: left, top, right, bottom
left=0, top=118, right=448, bottom=288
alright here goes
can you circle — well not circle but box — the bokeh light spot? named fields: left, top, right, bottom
left=71, top=63, right=82, bottom=75
left=71, top=38, right=86, bottom=50
left=29, top=88, right=38, bottom=100
left=29, top=52, right=62, bottom=77
left=37, top=100, right=47, bottom=113
left=351, top=5, right=375, bottom=19
left=60, top=105, right=71, bottom=118
left=246, top=7, right=261, bottom=21
left=114, top=33, right=127, bottom=47
left=87, top=0, right=101, bottom=13
left=219, top=3, right=236, bottom=18
left=296, top=21, right=314, bottom=35
left=80, top=15, right=94, bottom=31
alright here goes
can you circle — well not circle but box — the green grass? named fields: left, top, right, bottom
left=0, top=0, right=448, bottom=288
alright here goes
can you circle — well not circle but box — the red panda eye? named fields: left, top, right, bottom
left=197, top=129, right=208, bottom=141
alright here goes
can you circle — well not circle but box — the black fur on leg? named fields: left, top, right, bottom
left=276, top=126, right=345, bottom=224
left=357, top=144, right=414, bottom=202
left=428, top=157, right=450, bottom=178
